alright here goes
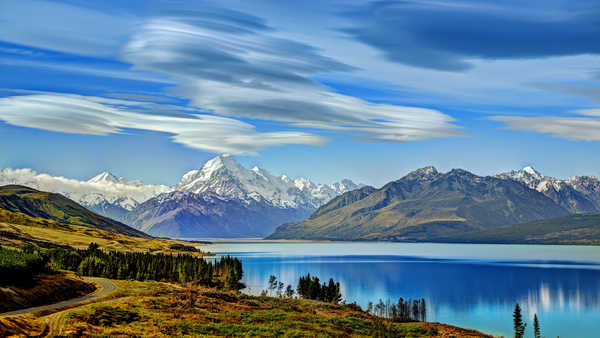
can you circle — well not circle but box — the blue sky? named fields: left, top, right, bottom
left=1, top=0, right=600, bottom=186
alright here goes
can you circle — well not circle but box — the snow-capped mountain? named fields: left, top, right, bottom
left=124, top=155, right=362, bottom=238
left=0, top=168, right=171, bottom=220
left=497, top=166, right=600, bottom=213
left=175, top=155, right=359, bottom=209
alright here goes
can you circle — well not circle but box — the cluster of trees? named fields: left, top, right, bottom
left=0, top=245, right=46, bottom=286
left=260, top=273, right=343, bottom=304
left=296, top=273, right=343, bottom=304
left=263, top=275, right=295, bottom=298
left=367, top=298, right=426, bottom=322
left=513, top=303, right=541, bottom=338
left=45, top=243, right=243, bottom=289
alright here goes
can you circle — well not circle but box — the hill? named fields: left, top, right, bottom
left=436, top=213, right=600, bottom=245
left=0, top=185, right=148, bottom=238
left=268, top=167, right=570, bottom=241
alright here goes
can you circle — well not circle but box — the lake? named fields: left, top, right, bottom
left=204, top=242, right=600, bottom=338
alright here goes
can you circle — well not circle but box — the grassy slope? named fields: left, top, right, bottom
left=436, top=213, right=600, bottom=245
left=0, top=280, right=491, bottom=337
left=0, top=209, right=209, bottom=254
left=0, top=271, right=96, bottom=313
left=0, top=185, right=147, bottom=238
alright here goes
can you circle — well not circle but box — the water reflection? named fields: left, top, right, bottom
left=207, top=243, right=600, bottom=337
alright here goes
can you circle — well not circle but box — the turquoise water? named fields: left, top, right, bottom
left=205, top=242, right=600, bottom=338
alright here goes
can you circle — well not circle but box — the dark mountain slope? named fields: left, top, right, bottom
left=436, top=213, right=600, bottom=245
left=124, top=191, right=313, bottom=238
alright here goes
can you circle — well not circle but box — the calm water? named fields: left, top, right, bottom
left=204, top=242, right=600, bottom=337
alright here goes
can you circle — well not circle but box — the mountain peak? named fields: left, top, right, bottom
left=88, top=171, right=119, bottom=184
left=204, top=154, right=243, bottom=171
left=404, top=166, right=440, bottom=181
left=522, top=166, right=542, bottom=178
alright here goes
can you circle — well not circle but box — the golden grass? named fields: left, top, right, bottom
left=0, top=210, right=209, bottom=255
left=1, top=279, right=492, bottom=338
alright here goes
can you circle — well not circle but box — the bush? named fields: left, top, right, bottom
left=80, top=306, right=141, bottom=326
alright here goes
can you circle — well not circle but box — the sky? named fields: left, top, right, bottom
left=1, top=0, right=600, bottom=187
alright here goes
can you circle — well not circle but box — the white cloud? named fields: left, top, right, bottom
left=490, top=111, right=600, bottom=141
left=0, top=93, right=327, bottom=154
left=0, top=168, right=170, bottom=207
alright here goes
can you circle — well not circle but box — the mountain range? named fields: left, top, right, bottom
left=0, top=155, right=360, bottom=238
left=124, top=155, right=360, bottom=237
left=268, top=166, right=600, bottom=241
left=3, top=160, right=600, bottom=240
left=0, top=168, right=171, bottom=221
left=496, top=166, right=600, bottom=213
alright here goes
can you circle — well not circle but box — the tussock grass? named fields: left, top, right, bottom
left=0, top=209, right=209, bottom=255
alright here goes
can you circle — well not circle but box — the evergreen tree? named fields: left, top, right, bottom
left=513, top=303, right=526, bottom=338
left=533, top=313, right=541, bottom=338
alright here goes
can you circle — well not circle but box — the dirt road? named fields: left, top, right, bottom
left=0, top=277, right=118, bottom=317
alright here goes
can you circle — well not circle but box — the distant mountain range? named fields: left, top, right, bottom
left=0, top=156, right=360, bottom=238
left=3, top=161, right=600, bottom=241
left=268, top=166, right=600, bottom=242
left=496, top=166, right=600, bottom=213
left=0, top=168, right=171, bottom=221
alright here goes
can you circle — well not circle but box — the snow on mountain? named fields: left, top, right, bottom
left=0, top=168, right=172, bottom=217
left=175, top=155, right=360, bottom=209
left=124, top=155, right=363, bottom=238
left=404, top=166, right=441, bottom=181
left=497, top=166, right=600, bottom=213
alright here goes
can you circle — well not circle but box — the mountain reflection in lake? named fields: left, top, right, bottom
left=205, top=242, right=600, bottom=337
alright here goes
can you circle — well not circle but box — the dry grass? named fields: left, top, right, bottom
left=0, top=212, right=209, bottom=255
left=0, top=279, right=492, bottom=337
left=1, top=280, right=490, bottom=337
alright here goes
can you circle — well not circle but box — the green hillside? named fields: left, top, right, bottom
left=268, top=168, right=570, bottom=241
left=436, top=213, right=600, bottom=245
left=0, top=185, right=149, bottom=238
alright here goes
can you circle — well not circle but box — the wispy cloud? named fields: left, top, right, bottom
left=121, top=16, right=464, bottom=143
left=490, top=111, right=600, bottom=141
left=0, top=93, right=327, bottom=154
left=0, top=1, right=465, bottom=153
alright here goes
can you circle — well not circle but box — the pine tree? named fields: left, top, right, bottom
left=513, top=303, right=526, bottom=338
left=533, top=313, right=541, bottom=338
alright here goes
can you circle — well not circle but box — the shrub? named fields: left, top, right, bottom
left=79, top=306, right=141, bottom=326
